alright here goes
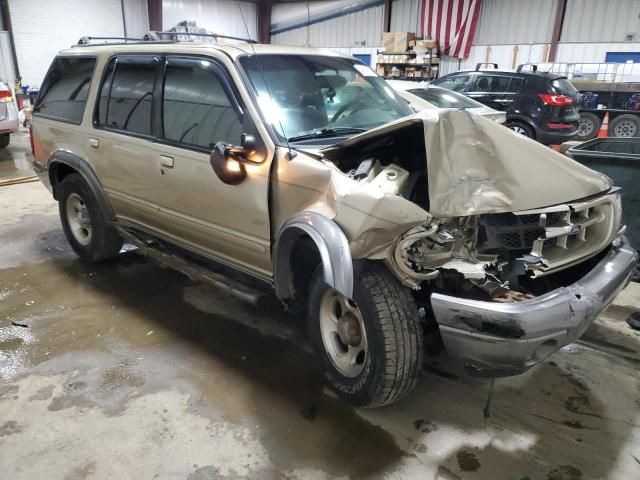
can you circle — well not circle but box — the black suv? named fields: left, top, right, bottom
left=432, top=64, right=580, bottom=145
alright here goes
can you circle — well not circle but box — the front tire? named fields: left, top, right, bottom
left=307, top=262, right=423, bottom=407
left=0, top=134, right=9, bottom=148
left=58, top=174, right=123, bottom=262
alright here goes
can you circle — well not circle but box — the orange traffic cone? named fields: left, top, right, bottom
left=597, top=112, right=610, bottom=138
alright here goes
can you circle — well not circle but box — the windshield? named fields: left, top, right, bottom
left=239, top=55, right=413, bottom=143
left=408, top=86, right=482, bottom=109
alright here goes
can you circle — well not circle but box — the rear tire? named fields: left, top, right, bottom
left=0, top=134, right=9, bottom=148
left=576, top=112, right=601, bottom=140
left=506, top=121, right=535, bottom=139
left=610, top=114, right=640, bottom=137
left=58, top=174, right=123, bottom=262
left=307, top=262, right=423, bottom=407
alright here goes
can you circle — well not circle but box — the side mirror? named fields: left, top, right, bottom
left=209, top=133, right=265, bottom=185
left=210, top=141, right=247, bottom=185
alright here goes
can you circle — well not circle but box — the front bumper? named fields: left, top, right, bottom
left=430, top=236, right=638, bottom=377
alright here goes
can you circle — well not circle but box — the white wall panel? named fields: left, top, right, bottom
left=0, top=31, right=16, bottom=85
left=389, top=0, right=421, bottom=34
left=473, top=0, right=557, bottom=45
left=124, top=0, right=150, bottom=38
left=562, top=0, right=640, bottom=43
left=163, top=0, right=257, bottom=40
left=272, top=5, right=383, bottom=48
left=8, top=0, right=124, bottom=87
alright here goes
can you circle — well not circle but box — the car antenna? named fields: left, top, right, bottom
left=237, top=3, right=296, bottom=160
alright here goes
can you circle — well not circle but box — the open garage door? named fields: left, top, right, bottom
left=8, top=0, right=125, bottom=87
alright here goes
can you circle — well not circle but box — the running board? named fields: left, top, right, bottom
left=116, top=227, right=267, bottom=306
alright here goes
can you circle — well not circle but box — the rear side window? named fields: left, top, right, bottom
left=162, top=58, right=242, bottom=149
left=34, top=57, right=95, bottom=124
left=474, top=75, right=523, bottom=93
left=95, top=56, right=157, bottom=136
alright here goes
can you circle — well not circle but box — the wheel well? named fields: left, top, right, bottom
left=50, top=163, right=78, bottom=198
left=289, top=235, right=322, bottom=301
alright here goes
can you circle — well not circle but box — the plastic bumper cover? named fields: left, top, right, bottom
left=430, top=236, right=638, bottom=376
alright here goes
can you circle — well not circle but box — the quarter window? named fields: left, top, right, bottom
left=162, top=58, right=242, bottom=149
left=34, top=57, right=96, bottom=124
left=95, top=56, right=157, bottom=136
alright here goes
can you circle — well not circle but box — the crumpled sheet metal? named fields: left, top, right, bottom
left=271, top=149, right=428, bottom=259
left=324, top=110, right=612, bottom=218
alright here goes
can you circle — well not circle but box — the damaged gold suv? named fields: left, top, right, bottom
left=32, top=37, right=638, bottom=407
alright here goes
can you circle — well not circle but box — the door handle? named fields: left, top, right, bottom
left=89, top=138, right=99, bottom=148
left=160, top=155, right=174, bottom=168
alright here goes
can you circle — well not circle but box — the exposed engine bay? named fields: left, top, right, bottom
left=324, top=117, right=621, bottom=303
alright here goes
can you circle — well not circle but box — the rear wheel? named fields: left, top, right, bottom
left=610, top=114, right=640, bottom=137
left=58, top=174, right=123, bottom=262
left=0, top=134, right=9, bottom=148
left=506, top=121, right=534, bottom=139
left=307, top=262, right=423, bottom=407
left=576, top=112, right=601, bottom=140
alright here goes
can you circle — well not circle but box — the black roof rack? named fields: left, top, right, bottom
left=144, top=31, right=257, bottom=44
left=475, top=63, right=499, bottom=71
left=517, top=63, right=538, bottom=73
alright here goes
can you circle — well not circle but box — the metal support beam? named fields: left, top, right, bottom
left=147, top=0, right=162, bottom=32
left=383, top=0, right=391, bottom=32
left=258, top=0, right=272, bottom=43
left=549, top=0, right=567, bottom=62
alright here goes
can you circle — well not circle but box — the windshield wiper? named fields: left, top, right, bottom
left=287, top=127, right=368, bottom=143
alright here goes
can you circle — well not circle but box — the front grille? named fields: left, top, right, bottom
left=480, top=193, right=619, bottom=275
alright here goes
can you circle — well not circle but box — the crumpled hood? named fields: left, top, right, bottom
left=323, top=110, right=612, bottom=217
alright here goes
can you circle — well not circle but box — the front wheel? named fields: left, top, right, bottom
left=0, top=134, right=9, bottom=148
left=307, top=262, right=423, bottom=407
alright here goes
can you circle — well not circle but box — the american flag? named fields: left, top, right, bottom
left=420, top=0, right=482, bottom=59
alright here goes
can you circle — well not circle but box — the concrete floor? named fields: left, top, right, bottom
left=1, top=132, right=639, bottom=479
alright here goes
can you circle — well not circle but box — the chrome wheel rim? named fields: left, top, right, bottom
left=510, top=125, right=527, bottom=136
left=614, top=120, right=637, bottom=137
left=319, top=289, right=368, bottom=378
left=65, top=193, right=92, bottom=246
left=577, top=118, right=594, bottom=137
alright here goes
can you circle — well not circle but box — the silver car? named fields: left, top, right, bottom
left=0, top=81, right=19, bottom=148
left=388, top=79, right=506, bottom=123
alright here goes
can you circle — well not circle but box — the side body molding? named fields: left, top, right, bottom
left=274, top=212, right=354, bottom=300
left=48, top=150, right=115, bottom=221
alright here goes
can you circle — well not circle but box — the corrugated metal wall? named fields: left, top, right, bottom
left=562, top=0, right=640, bottom=42
left=473, top=0, right=558, bottom=45
left=272, top=4, right=383, bottom=48
left=163, top=0, right=258, bottom=39
left=389, top=0, right=421, bottom=34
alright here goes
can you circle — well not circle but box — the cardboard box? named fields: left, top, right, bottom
left=416, top=38, right=437, bottom=50
left=394, top=32, right=415, bottom=53
left=405, top=67, right=416, bottom=78
left=382, top=32, right=395, bottom=52
left=376, top=65, right=386, bottom=76
left=414, top=70, right=423, bottom=78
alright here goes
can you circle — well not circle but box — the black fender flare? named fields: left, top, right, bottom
left=273, top=211, right=353, bottom=300
left=48, top=149, right=115, bottom=221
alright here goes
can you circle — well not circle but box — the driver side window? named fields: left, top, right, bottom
left=162, top=58, right=242, bottom=149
